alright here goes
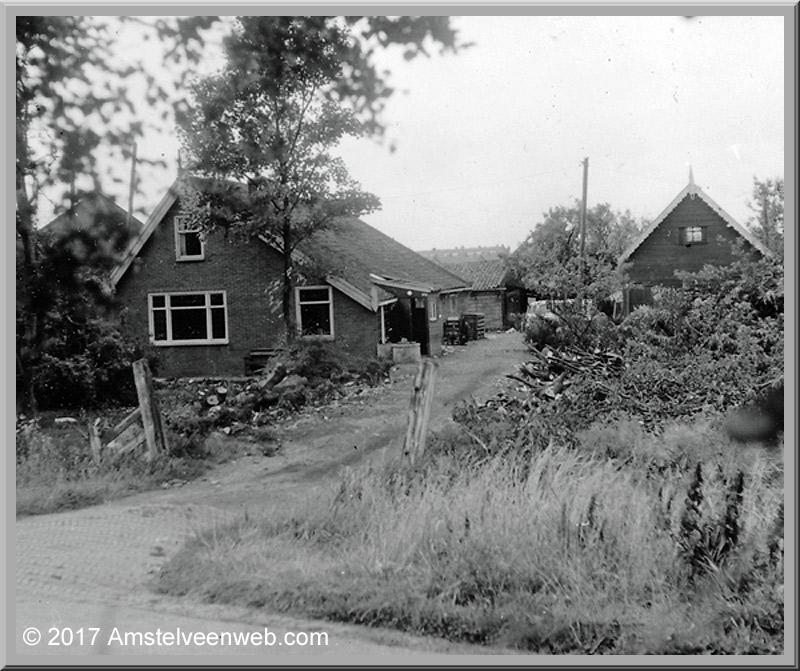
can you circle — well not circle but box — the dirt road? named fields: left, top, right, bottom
left=13, top=333, right=530, bottom=661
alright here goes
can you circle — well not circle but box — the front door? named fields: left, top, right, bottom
left=411, top=299, right=429, bottom=356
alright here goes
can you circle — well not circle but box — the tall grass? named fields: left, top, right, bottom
left=156, top=422, right=784, bottom=653
left=15, top=416, right=221, bottom=516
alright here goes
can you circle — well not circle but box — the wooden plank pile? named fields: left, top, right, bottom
left=508, top=345, right=625, bottom=400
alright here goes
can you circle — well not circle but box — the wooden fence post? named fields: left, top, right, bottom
left=402, top=359, right=438, bottom=467
left=132, top=359, right=168, bottom=460
left=89, top=418, right=102, bottom=464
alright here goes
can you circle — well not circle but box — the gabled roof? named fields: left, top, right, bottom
left=111, top=178, right=470, bottom=307
left=299, top=217, right=469, bottom=303
left=43, top=192, right=144, bottom=239
left=441, top=259, right=509, bottom=291
left=110, top=180, right=182, bottom=286
left=618, top=171, right=772, bottom=264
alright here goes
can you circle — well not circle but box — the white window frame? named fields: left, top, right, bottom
left=295, top=285, right=334, bottom=339
left=428, top=296, right=439, bottom=322
left=149, top=290, right=229, bottom=346
left=174, top=215, right=205, bottom=261
left=680, top=226, right=706, bottom=245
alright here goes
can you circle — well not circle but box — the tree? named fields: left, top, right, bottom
left=178, top=16, right=465, bottom=341
left=746, top=176, right=784, bottom=258
left=16, top=15, right=463, bottom=410
left=16, top=16, right=219, bottom=412
left=508, top=202, right=643, bottom=348
left=509, top=201, right=642, bottom=302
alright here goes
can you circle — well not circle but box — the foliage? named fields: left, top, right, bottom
left=510, top=202, right=643, bottom=350
left=178, top=17, right=390, bottom=339
left=283, top=339, right=391, bottom=386
left=746, top=176, right=784, bottom=258
left=508, top=202, right=642, bottom=302
left=155, top=441, right=783, bottom=654
left=16, top=16, right=218, bottom=412
left=15, top=413, right=216, bottom=517
left=16, top=224, right=148, bottom=411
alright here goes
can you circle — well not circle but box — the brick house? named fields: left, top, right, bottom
left=437, top=259, right=527, bottom=331
left=617, top=170, right=771, bottom=311
left=110, top=179, right=469, bottom=377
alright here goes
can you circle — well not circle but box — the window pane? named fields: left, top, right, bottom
left=151, top=295, right=166, bottom=308
left=209, top=292, right=224, bottom=306
left=171, top=294, right=206, bottom=308
left=180, top=232, right=203, bottom=257
left=300, top=303, right=331, bottom=336
left=153, top=310, right=167, bottom=340
left=299, top=288, right=329, bottom=303
left=211, top=307, right=226, bottom=339
left=171, top=308, right=208, bottom=340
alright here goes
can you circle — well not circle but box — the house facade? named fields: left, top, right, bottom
left=618, top=171, right=771, bottom=293
left=111, top=179, right=469, bottom=377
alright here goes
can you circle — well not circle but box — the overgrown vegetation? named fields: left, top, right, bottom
left=16, top=341, right=392, bottom=517
left=15, top=412, right=221, bottom=517
left=156, top=430, right=783, bottom=654
left=155, top=252, right=784, bottom=654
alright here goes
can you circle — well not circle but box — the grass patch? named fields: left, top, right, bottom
left=155, top=420, right=784, bottom=654
left=15, top=413, right=245, bottom=517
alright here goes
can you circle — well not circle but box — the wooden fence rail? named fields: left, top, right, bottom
left=91, top=359, right=168, bottom=462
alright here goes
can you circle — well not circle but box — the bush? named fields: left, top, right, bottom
left=32, top=318, right=145, bottom=411
left=284, top=339, right=391, bottom=386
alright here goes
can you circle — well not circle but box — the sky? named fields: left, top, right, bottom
left=37, top=13, right=786, bottom=253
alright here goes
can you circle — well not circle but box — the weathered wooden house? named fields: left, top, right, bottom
left=617, top=170, right=771, bottom=310
left=110, top=179, right=469, bottom=377
left=438, top=258, right=527, bottom=330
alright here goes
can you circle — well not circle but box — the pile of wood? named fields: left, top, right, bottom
left=508, top=345, right=625, bottom=400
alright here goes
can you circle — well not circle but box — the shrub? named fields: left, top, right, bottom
left=33, top=318, right=144, bottom=410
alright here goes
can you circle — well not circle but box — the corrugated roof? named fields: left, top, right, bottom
left=442, top=259, right=509, bottom=290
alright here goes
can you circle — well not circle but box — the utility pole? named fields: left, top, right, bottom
left=126, top=142, right=137, bottom=236
left=578, top=157, right=589, bottom=303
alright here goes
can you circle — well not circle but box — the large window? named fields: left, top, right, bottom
left=296, top=286, right=334, bottom=338
left=149, top=291, right=228, bottom=345
left=174, top=215, right=205, bottom=261
left=679, top=226, right=706, bottom=246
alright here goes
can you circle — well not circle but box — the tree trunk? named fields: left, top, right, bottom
left=281, top=220, right=296, bottom=344
left=16, top=97, right=40, bottom=414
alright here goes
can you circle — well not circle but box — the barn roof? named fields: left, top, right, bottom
left=618, top=170, right=772, bottom=264
left=441, top=259, right=509, bottom=290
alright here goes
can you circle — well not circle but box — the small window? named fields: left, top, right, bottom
left=296, top=286, right=334, bottom=338
left=679, top=226, right=706, bottom=246
left=149, top=291, right=228, bottom=345
left=175, top=215, right=205, bottom=261
left=428, top=297, right=438, bottom=321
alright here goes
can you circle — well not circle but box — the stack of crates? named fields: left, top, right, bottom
left=443, top=317, right=467, bottom=345
left=461, top=313, right=485, bottom=341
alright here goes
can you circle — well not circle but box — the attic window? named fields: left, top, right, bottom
left=175, top=215, right=205, bottom=261
left=679, top=226, right=706, bottom=246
